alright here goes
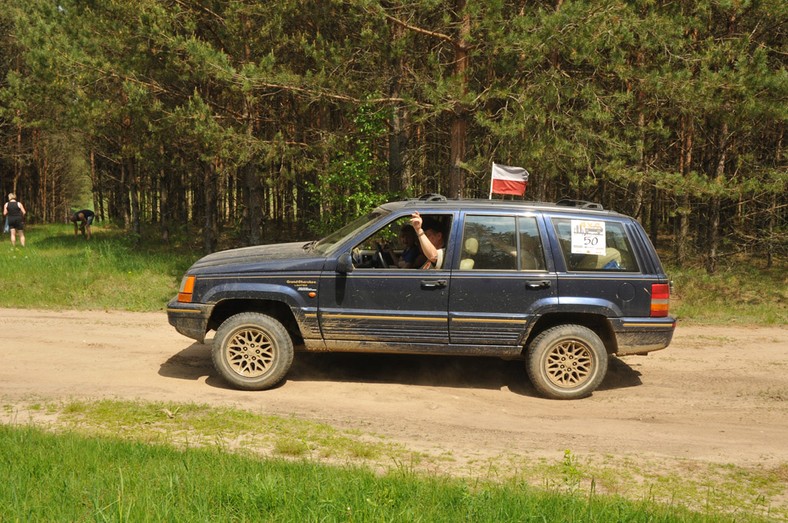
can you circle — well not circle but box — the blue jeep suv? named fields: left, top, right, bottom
left=168, top=195, right=675, bottom=399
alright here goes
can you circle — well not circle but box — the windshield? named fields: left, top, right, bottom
left=312, top=209, right=389, bottom=255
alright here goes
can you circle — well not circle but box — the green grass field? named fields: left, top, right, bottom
left=668, top=261, right=787, bottom=325
left=0, top=223, right=785, bottom=521
left=0, top=224, right=197, bottom=311
left=2, top=413, right=779, bottom=523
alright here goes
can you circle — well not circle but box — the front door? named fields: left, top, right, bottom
left=317, top=213, right=453, bottom=347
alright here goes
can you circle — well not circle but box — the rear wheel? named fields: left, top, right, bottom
left=212, top=312, right=294, bottom=390
left=526, top=324, right=608, bottom=400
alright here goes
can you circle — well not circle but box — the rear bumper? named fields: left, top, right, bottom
left=166, top=298, right=213, bottom=344
left=610, top=317, right=676, bottom=355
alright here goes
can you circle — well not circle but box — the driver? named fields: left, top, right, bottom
left=381, top=224, right=424, bottom=268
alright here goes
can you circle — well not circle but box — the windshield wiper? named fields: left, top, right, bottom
left=302, top=240, right=318, bottom=250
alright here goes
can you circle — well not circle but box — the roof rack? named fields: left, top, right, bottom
left=417, top=193, right=447, bottom=202
left=555, top=199, right=604, bottom=210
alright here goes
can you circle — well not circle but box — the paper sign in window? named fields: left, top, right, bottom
left=571, top=220, right=606, bottom=255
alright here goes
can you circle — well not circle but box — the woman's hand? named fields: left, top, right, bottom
left=409, top=211, right=422, bottom=232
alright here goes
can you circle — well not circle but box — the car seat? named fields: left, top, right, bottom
left=459, top=237, right=478, bottom=270
left=576, top=247, right=622, bottom=270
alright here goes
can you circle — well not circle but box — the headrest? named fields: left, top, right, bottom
left=459, top=258, right=475, bottom=270
left=464, top=237, right=479, bottom=255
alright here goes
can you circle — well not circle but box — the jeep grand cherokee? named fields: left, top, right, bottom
left=168, top=196, right=675, bottom=399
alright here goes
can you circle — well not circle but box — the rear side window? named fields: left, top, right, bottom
left=462, top=216, right=517, bottom=270
left=460, top=215, right=546, bottom=271
left=552, top=218, right=639, bottom=272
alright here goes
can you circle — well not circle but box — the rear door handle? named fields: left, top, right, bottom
left=525, top=279, right=551, bottom=290
left=421, top=279, right=447, bottom=289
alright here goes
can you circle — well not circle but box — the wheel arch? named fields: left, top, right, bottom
left=524, top=312, right=618, bottom=355
left=208, top=299, right=303, bottom=344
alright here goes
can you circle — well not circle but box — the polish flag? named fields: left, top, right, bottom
left=490, top=163, right=529, bottom=197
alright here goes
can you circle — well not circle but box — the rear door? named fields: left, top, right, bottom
left=548, top=215, right=648, bottom=316
left=448, top=212, right=557, bottom=347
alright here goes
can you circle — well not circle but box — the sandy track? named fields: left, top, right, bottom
left=1, top=308, right=786, bottom=473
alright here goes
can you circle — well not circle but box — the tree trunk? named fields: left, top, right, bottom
left=676, top=115, right=693, bottom=265
left=243, top=162, right=263, bottom=245
left=89, top=150, right=100, bottom=222
left=117, top=161, right=129, bottom=229
left=13, top=112, right=23, bottom=194
left=628, top=52, right=646, bottom=221
left=766, top=125, right=782, bottom=268
left=240, top=17, right=262, bottom=245
left=649, top=186, right=660, bottom=247
left=129, top=157, right=141, bottom=238
left=388, top=19, right=407, bottom=194
left=706, top=122, right=728, bottom=274
left=38, top=140, right=48, bottom=222
left=159, top=169, right=169, bottom=243
left=203, top=160, right=217, bottom=253
left=448, top=0, right=470, bottom=199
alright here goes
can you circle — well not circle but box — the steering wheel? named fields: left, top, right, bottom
left=376, top=247, right=389, bottom=268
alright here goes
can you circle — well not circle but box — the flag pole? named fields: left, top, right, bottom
left=488, top=163, right=495, bottom=199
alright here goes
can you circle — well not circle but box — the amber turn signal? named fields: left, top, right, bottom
left=177, top=275, right=196, bottom=303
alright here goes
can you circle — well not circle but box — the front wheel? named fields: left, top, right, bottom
left=526, top=324, right=608, bottom=400
left=212, top=312, right=294, bottom=390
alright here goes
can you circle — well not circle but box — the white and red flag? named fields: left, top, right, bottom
left=489, top=163, right=529, bottom=197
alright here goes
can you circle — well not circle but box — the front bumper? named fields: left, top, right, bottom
left=166, top=298, right=214, bottom=343
left=610, top=317, right=676, bottom=355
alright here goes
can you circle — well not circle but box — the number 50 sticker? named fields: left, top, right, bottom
left=571, top=220, right=606, bottom=255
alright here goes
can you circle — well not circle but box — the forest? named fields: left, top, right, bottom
left=0, top=0, right=785, bottom=271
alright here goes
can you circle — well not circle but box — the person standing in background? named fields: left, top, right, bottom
left=3, top=193, right=26, bottom=247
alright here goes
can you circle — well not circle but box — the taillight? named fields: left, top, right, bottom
left=651, top=283, right=670, bottom=317
left=177, top=275, right=196, bottom=303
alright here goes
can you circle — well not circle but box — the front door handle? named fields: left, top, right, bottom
left=421, top=279, right=447, bottom=289
left=525, top=279, right=551, bottom=290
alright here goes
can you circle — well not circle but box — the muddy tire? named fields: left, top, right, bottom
left=212, top=312, right=294, bottom=391
left=526, top=324, right=608, bottom=400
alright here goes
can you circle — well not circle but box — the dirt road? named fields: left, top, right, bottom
left=1, top=308, right=786, bottom=483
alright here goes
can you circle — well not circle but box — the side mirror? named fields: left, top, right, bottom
left=336, top=252, right=354, bottom=274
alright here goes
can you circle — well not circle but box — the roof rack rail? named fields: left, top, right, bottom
left=556, top=199, right=604, bottom=210
left=417, top=193, right=447, bottom=202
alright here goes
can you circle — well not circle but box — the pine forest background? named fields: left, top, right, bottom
left=0, top=0, right=785, bottom=272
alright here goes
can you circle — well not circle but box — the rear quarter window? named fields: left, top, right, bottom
left=551, top=217, right=639, bottom=272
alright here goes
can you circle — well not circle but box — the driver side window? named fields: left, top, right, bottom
left=351, top=216, right=425, bottom=269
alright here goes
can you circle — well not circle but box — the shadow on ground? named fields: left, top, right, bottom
left=159, top=343, right=642, bottom=397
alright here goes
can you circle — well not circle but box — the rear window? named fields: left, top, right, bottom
left=551, top=218, right=639, bottom=272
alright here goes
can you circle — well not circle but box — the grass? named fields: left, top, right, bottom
left=0, top=223, right=197, bottom=311
left=667, top=259, right=787, bottom=325
left=2, top=401, right=783, bottom=522
left=52, top=399, right=399, bottom=463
